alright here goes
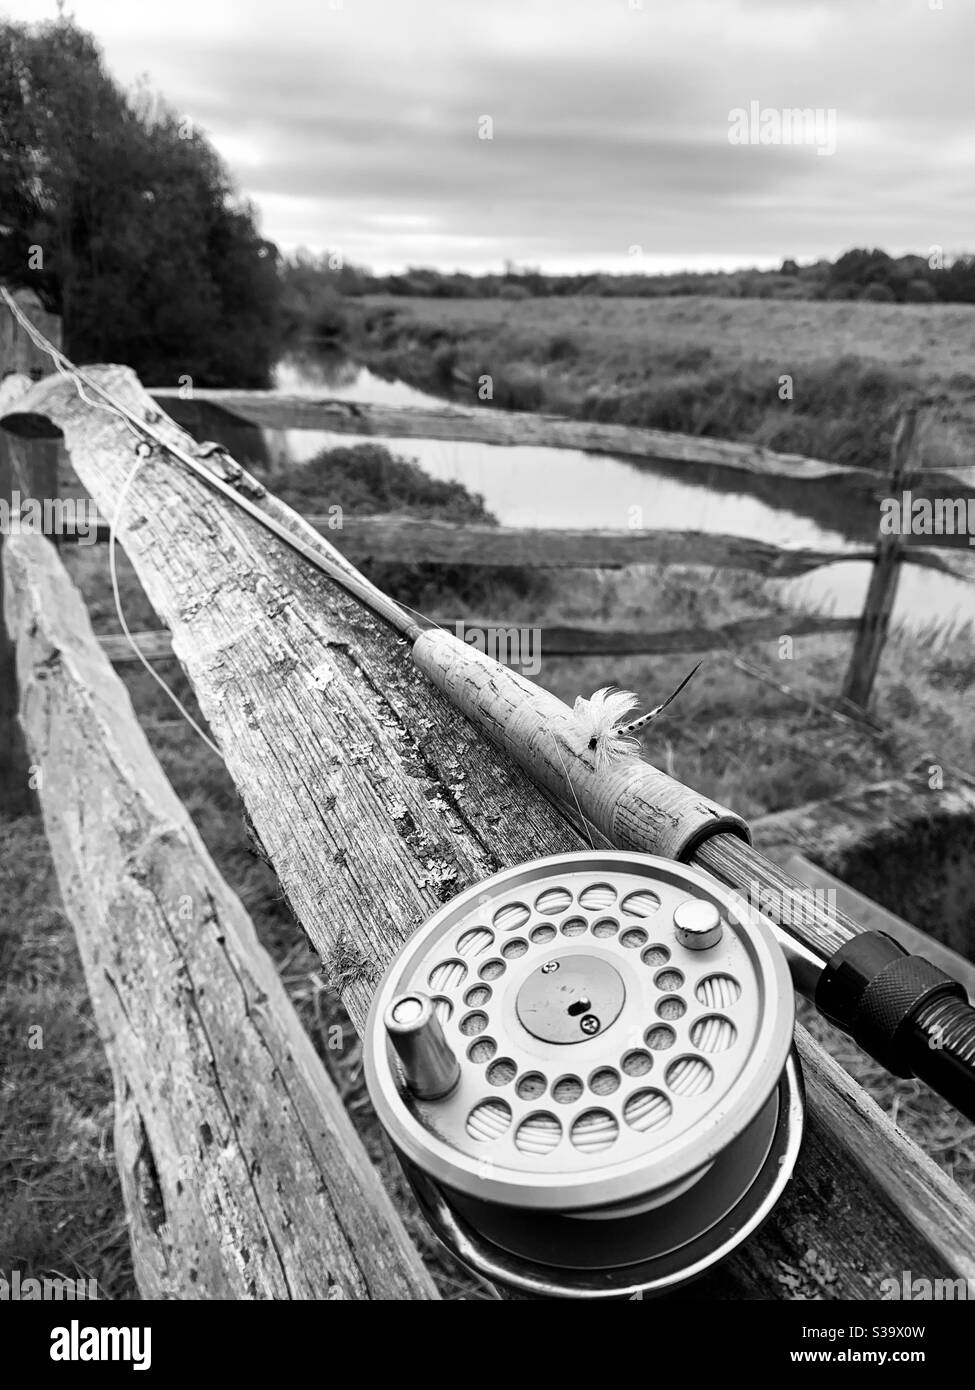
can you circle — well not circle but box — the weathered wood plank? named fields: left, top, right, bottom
left=324, top=515, right=870, bottom=575
left=842, top=412, right=918, bottom=710
left=11, top=364, right=975, bottom=1299
left=2, top=531, right=438, bottom=1301
left=710, top=1025, right=975, bottom=1298
left=323, top=514, right=968, bottom=574
left=513, top=613, right=858, bottom=655
left=753, top=772, right=975, bottom=964
left=97, top=612, right=860, bottom=667
left=150, top=389, right=869, bottom=482
left=1, top=289, right=62, bottom=815
left=80, top=510, right=967, bottom=572
left=776, top=851, right=975, bottom=994
left=98, top=629, right=174, bottom=664
left=0, top=286, right=61, bottom=375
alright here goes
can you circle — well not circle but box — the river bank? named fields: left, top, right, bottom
left=340, top=293, right=975, bottom=477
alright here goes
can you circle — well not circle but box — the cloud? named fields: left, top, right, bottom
left=12, top=0, right=975, bottom=270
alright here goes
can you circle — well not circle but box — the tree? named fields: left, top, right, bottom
left=0, top=16, right=281, bottom=385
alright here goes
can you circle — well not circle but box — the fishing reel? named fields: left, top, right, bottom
left=364, top=852, right=804, bottom=1298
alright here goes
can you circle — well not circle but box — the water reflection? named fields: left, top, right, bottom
left=203, top=351, right=975, bottom=634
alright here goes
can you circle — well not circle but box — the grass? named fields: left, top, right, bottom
left=5, top=323, right=975, bottom=1297
left=346, top=294, right=975, bottom=474
left=0, top=815, right=133, bottom=1299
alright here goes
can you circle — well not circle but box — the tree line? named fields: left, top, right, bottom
left=296, top=248, right=975, bottom=308
left=3, top=18, right=972, bottom=390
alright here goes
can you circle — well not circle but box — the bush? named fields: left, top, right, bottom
left=266, top=441, right=549, bottom=612
left=499, top=283, right=531, bottom=301
left=904, top=278, right=937, bottom=303
left=861, top=282, right=896, bottom=303
left=546, top=332, right=580, bottom=363
left=311, top=288, right=347, bottom=339
left=271, top=442, right=494, bottom=522
left=432, top=342, right=459, bottom=382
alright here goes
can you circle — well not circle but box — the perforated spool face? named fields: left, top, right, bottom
left=364, top=852, right=794, bottom=1213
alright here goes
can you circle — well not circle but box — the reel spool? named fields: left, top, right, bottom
left=365, top=852, right=804, bottom=1298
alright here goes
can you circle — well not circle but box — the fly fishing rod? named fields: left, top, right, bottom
left=3, top=288, right=972, bottom=1116
left=4, top=292, right=974, bottom=1294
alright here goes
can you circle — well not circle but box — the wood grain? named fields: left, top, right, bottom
left=3, top=531, right=438, bottom=1301
left=151, top=389, right=869, bottom=482
left=97, top=611, right=860, bottom=667
left=753, top=772, right=975, bottom=963
left=318, top=514, right=876, bottom=574
left=79, top=511, right=968, bottom=573
left=1, top=291, right=62, bottom=814
left=776, top=851, right=975, bottom=994
left=12, top=363, right=975, bottom=1299
left=843, top=412, right=918, bottom=710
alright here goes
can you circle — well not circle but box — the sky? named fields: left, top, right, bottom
left=6, top=0, right=974, bottom=274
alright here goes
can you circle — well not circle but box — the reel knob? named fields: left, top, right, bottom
left=384, top=992, right=460, bottom=1100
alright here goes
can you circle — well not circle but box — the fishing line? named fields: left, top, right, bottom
left=1, top=289, right=224, bottom=756
left=550, top=731, right=596, bottom=850
left=5, top=290, right=975, bottom=1124
left=6, top=290, right=626, bottom=767
left=108, top=450, right=222, bottom=759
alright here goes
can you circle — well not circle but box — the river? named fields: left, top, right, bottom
left=256, top=351, right=975, bottom=636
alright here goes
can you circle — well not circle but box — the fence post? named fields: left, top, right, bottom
left=0, top=287, right=63, bottom=815
left=841, top=408, right=919, bottom=712
left=4, top=530, right=440, bottom=1299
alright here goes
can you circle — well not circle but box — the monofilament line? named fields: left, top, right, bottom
left=108, top=453, right=223, bottom=758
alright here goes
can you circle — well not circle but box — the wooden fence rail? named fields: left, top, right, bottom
left=98, top=612, right=861, bottom=666
left=36, top=506, right=975, bottom=572
left=143, top=389, right=973, bottom=712
left=3, top=529, right=438, bottom=1301
left=6, top=361, right=975, bottom=1300
left=64, top=509, right=973, bottom=574
left=0, top=290, right=62, bottom=813
left=7, top=339, right=973, bottom=717
left=152, top=389, right=871, bottom=482
left=287, top=514, right=963, bottom=574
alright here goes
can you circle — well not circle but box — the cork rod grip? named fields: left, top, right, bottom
left=412, top=629, right=748, bottom=860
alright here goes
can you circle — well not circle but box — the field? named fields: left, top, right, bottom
left=347, top=294, right=975, bottom=473
left=355, top=293, right=975, bottom=379
left=5, top=294, right=975, bottom=1298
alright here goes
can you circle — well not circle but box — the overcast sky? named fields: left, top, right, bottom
left=8, top=0, right=974, bottom=273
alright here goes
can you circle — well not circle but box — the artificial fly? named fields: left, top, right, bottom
left=569, top=663, right=702, bottom=771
